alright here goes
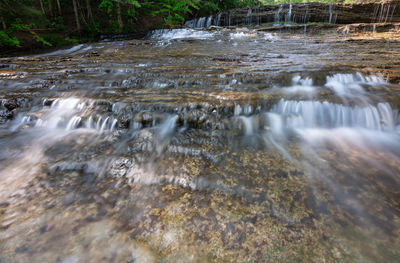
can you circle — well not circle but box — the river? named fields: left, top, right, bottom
left=0, top=26, right=399, bottom=262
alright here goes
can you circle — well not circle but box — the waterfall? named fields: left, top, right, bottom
left=234, top=104, right=253, bottom=116
left=275, top=4, right=283, bottom=24
left=148, top=29, right=215, bottom=39
left=303, top=5, right=309, bottom=24
left=196, top=17, right=206, bottom=28
left=325, top=73, right=386, bottom=100
left=390, top=4, right=397, bottom=22
left=185, top=17, right=209, bottom=28
left=286, top=4, right=292, bottom=23
left=206, top=16, right=213, bottom=27
left=66, top=116, right=82, bottom=130
left=157, top=115, right=178, bottom=141
left=372, top=3, right=396, bottom=23
left=246, top=8, right=252, bottom=25
left=184, top=19, right=196, bottom=28
left=269, top=99, right=397, bottom=131
left=13, top=98, right=120, bottom=133
left=327, top=4, right=338, bottom=24
left=216, top=13, right=221, bottom=26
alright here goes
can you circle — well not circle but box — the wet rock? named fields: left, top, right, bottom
left=15, top=245, right=29, bottom=254
left=201, top=1, right=400, bottom=28
left=0, top=201, right=10, bottom=208
left=0, top=97, right=30, bottom=122
left=43, top=202, right=55, bottom=210
left=39, top=223, right=55, bottom=234
left=62, top=192, right=76, bottom=206
left=83, top=51, right=99, bottom=57
left=110, top=158, right=133, bottom=178
left=338, top=22, right=400, bottom=34
left=212, top=56, right=241, bottom=62
left=0, top=108, right=13, bottom=123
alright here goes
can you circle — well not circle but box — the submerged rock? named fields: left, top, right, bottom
left=0, top=22, right=399, bottom=263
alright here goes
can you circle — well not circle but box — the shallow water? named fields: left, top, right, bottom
left=0, top=28, right=400, bottom=262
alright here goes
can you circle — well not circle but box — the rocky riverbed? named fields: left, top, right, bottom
left=0, top=23, right=400, bottom=262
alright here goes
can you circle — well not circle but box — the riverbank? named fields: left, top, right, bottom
left=1, top=26, right=400, bottom=262
left=2, top=1, right=400, bottom=55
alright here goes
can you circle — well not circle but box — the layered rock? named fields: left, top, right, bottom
left=186, top=1, right=400, bottom=27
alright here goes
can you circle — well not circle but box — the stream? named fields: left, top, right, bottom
left=0, top=27, right=400, bottom=262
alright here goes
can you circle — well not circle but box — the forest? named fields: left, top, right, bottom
left=0, top=0, right=354, bottom=51
left=0, top=0, right=259, bottom=50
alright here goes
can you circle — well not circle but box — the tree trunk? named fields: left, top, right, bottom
left=77, top=0, right=88, bottom=25
left=1, top=16, right=6, bottom=30
left=72, top=0, right=81, bottom=32
left=48, top=0, right=54, bottom=17
left=39, top=0, right=46, bottom=15
left=117, top=1, right=123, bottom=32
left=85, top=0, right=93, bottom=23
left=56, top=0, right=62, bottom=15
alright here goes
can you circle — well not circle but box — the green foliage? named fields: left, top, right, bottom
left=98, top=0, right=141, bottom=32
left=307, top=21, right=331, bottom=25
left=42, top=34, right=78, bottom=46
left=196, top=1, right=220, bottom=16
left=195, top=0, right=261, bottom=17
left=151, top=0, right=199, bottom=25
left=9, top=19, right=52, bottom=46
left=99, top=0, right=114, bottom=13
left=32, top=33, right=52, bottom=46
left=0, top=30, right=20, bottom=47
left=0, top=0, right=372, bottom=51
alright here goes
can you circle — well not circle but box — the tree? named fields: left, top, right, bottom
left=72, top=0, right=81, bottom=32
left=86, top=0, right=94, bottom=23
left=99, top=0, right=141, bottom=32
left=56, top=0, right=62, bottom=15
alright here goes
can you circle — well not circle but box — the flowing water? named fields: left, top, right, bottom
left=0, top=27, right=400, bottom=262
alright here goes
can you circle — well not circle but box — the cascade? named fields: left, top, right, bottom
left=286, top=4, right=292, bottom=23
left=2, top=7, right=400, bottom=261
left=196, top=17, right=206, bottom=28
left=275, top=4, right=283, bottom=24
left=216, top=13, right=222, bottom=26
left=206, top=16, right=213, bottom=27
left=329, top=4, right=333, bottom=24
left=269, top=99, right=396, bottom=131
left=246, top=8, right=252, bottom=25
left=372, top=2, right=397, bottom=23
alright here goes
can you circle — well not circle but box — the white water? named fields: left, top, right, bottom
left=38, top=44, right=93, bottom=57
left=372, top=3, right=397, bottom=23
left=11, top=98, right=118, bottom=133
left=286, top=4, right=292, bottom=23
left=206, top=16, right=213, bottom=28
left=269, top=99, right=397, bottom=131
left=275, top=4, right=283, bottom=24
left=278, top=75, right=316, bottom=95
left=157, top=115, right=178, bottom=141
left=228, top=72, right=400, bottom=167
left=216, top=13, right=222, bottom=26
left=185, top=15, right=214, bottom=28
left=1, top=25, right=400, bottom=263
left=246, top=9, right=252, bottom=25
left=325, top=73, right=387, bottom=100
left=149, top=29, right=216, bottom=40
